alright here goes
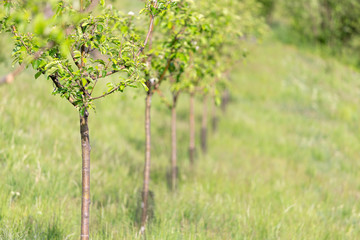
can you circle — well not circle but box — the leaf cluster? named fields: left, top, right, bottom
left=0, top=0, right=161, bottom=112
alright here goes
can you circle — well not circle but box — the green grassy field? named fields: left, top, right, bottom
left=1, top=32, right=360, bottom=239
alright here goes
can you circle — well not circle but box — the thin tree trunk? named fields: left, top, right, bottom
left=201, top=95, right=208, bottom=154
left=171, top=93, right=178, bottom=191
left=80, top=109, right=91, bottom=240
left=221, top=89, right=230, bottom=113
left=189, top=92, right=195, bottom=165
left=139, top=0, right=158, bottom=230
left=141, top=92, right=152, bottom=232
left=211, top=97, right=218, bottom=133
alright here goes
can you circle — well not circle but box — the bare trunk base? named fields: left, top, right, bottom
left=140, top=92, right=152, bottom=233
left=189, top=93, right=195, bottom=165
left=212, top=116, right=219, bottom=133
left=80, top=110, right=91, bottom=240
left=136, top=190, right=155, bottom=226
left=221, top=90, right=230, bottom=113
left=201, top=127, right=207, bottom=154
left=189, top=147, right=196, bottom=165
left=170, top=95, right=178, bottom=191
left=166, top=166, right=179, bottom=190
left=211, top=95, right=218, bottom=133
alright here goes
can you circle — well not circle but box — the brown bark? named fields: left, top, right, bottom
left=189, top=92, right=195, bottom=165
left=141, top=92, right=152, bottom=232
left=170, top=93, right=178, bottom=191
left=201, top=95, right=208, bottom=155
left=80, top=109, right=91, bottom=240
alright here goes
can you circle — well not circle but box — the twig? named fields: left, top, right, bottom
left=136, top=0, right=158, bottom=57
left=81, top=0, right=100, bottom=13
left=11, top=25, right=31, bottom=53
left=0, top=41, right=54, bottom=86
left=153, top=88, right=172, bottom=109
left=89, top=68, right=137, bottom=100
left=49, top=75, right=76, bottom=106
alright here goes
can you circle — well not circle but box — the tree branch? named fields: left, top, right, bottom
left=89, top=68, right=137, bottom=100
left=49, top=75, right=76, bottom=106
left=11, top=25, right=31, bottom=53
left=70, top=49, right=82, bottom=69
left=154, top=57, right=173, bottom=90
left=81, top=0, right=100, bottom=13
left=153, top=88, right=172, bottom=109
left=0, top=41, right=54, bottom=86
left=89, top=82, right=127, bottom=100
left=136, top=0, right=158, bottom=57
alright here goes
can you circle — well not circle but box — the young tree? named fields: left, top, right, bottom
left=138, top=1, right=202, bottom=230
left=193, top=0, right=265, bottom=155
left=154, top=2, right=205, bottom=190
left=1, top=0, right=157, bottom=238
left=186, top=0, right=236, bottom=158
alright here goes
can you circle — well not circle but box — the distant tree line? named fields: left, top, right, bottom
left=256, top=0, right=360, bottom=64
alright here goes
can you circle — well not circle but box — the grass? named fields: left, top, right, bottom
left=1, top=31, right=360, bottom=239
left=273, top=23, right=360, bottom=70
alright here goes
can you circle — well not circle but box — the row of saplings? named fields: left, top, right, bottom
left=0, top=0, right=261, bottom=238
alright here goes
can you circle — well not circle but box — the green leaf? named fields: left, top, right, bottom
left=35, top=72, right=42, bottom=79
left=97, top=24, right=104, bottom=32
left=32, top=60, right=41, bottom=70
left=81, top=78, right=87, bottom=86
left=140, top=80, right=149, bottom=91
left=119, top=83, right=125, bottom=92
left=46, top=67, right=57, bottom=76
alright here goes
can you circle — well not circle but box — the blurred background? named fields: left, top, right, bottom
left=1, top=0, right=360, bottom=239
